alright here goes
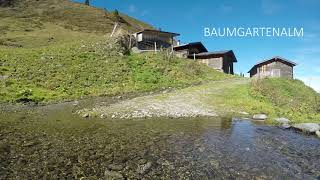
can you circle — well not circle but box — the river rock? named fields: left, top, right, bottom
left=274, top=117, right=290, bottom=124
left=316, top=131, right=320, bottom=138
left=104, top=169, right=124, bottom=180
left=281, top=123, right=291, bottom=129
left=0, top=75, right=8, bottom=80
left=137, top=162, right=152, bottom=175
left=239, top=111, right=249, bottom=115
left=292, top=123, right=320, bottom=133
left=72, top=101, right=79, bottom=106
left=100, top=114, right=107, bottom=118
left=82, top=113, right=89, bottom=118
left=108, top=164, right=124, bottom=171
left=253, top=114, right=268, bottom=120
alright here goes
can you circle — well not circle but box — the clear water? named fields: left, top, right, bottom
left=0, top=100, right=319, bottom=179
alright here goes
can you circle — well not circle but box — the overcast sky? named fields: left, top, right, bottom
left=74, top=0, right=320, bottom=92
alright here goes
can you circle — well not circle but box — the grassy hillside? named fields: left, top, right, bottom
left=251, top=78, right=320, bottom=114
left=0, top=0, right=231, bottom=104
left=0, top=38, right=229, bottom=103
left=0, top=0, right=153, bottom=48
left=218, top=78, right=320, bottom=123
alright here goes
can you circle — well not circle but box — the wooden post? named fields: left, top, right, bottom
left=171, top=37, right=174, bottom=53
left=193, top=53, right=196, bottom=61
left=110, top=22, right=118, bottom=37
left=171, top=45, right=174, bottom=54
left=129, top=35, right=132, bottom=49
left=154, top=41, right=157, bottom=53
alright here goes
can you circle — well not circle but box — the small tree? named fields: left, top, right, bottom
left=85, top=0, right=90, bottom=6
left=113, top=9, right=121, bottom=22
left=104, top=8, right=108, bottom=18
left=113, top=9, right=119, bottom=16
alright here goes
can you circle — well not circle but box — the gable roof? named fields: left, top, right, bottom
left=248, top=56, right=297, bottom=73
left=189, top=50, right=237, bottom=62
left=135, top=29, right=180, bottom=37
left=173, top=42, right=208, bottom=53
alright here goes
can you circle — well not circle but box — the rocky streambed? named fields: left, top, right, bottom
left=0, top=100, right=320, bottom=179
left=1, top=79, right=319, bottom=179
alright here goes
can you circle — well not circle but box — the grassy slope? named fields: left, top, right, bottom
left=0, top=40, right=229, bottom=103
left=0, top=0, right=230, bottom=103
left=217, top=78, right=320, bottom=123
left=0, top=0, right=152, bottom=48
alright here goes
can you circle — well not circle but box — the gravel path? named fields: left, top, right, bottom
left=78, top=78, right=250, bottom=119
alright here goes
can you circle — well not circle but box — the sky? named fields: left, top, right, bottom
left=74, top=0, right=320, bottom=92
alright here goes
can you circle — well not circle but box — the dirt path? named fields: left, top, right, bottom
left=78, top=78, right=251, bottom=119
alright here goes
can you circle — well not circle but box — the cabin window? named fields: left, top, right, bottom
left=137, top=34, right=143, bottom=42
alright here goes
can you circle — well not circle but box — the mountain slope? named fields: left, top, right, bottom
left=0, top=0, right=231, bottom=103
left=0, top=0, right=153, bottom=48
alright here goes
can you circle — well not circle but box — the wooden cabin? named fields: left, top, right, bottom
left=173, top=42, right=208, bottom=58
left=248, top=56, right=297, bottom=78
left=133, top=29, right=180, bottom=51
left=190, top=50, right=237, bottom=74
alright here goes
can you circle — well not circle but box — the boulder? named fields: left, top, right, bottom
left=316, top=131, right=320, bottom=138
left=253, top=114, right=268, bottom=120
left=274, top=117, right=290, bottom=124
left=292, top=123, right=320, bottom=133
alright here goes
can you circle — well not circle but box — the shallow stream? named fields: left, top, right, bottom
left=0, top=100, right=319, bottom=179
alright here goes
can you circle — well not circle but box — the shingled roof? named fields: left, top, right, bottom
left=173, top=42, right=208, bottom=53
left=135, top=29, right=180, bottom=37
left=189, top=50, right=237, bottom=62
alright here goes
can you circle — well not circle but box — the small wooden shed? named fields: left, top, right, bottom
left=248, top=56, right=297, bottom=79
left=133, top=29, right=180, bottom=51
left=173, top=42, right=208, bottom=58
left=190, top=50, right=237, bottom=74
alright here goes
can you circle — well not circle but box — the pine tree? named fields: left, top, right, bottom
left=85, top=0, right=90, bottom=6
